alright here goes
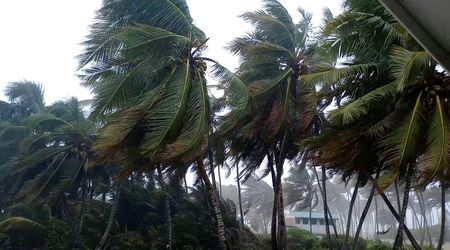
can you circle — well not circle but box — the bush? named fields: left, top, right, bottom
left=287, top=227, right=321, bottom=250
left=318, top=234, right=366, bottom=250
left=366, top=240, right=391, bottom=250
left=45, top=218, right=72, bottom=250
left=110, top=231, right=149, bottom=250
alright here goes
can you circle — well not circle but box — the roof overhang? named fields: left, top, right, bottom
left=378, top=0, right=450, bottom=72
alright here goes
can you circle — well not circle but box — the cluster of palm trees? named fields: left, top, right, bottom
left=0, top=0, right=449, bottom=249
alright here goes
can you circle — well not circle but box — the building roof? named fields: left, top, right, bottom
left=379, top=0, right=450, bottom=72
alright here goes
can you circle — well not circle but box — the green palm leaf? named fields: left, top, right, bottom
left=418, top=96, right=450, bottom=185
left=330, top=82, right=397, bottom=125
left=390, top=47, right=433, bottom=91
left=377, top=92, right=425, bottom=171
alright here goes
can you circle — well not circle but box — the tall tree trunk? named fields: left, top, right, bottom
left=184, top=175, right=188, bottom=193
left=322, top=166, right=332, bottom=250
left=197, top=157, right=228, bottom=250
left=342, top=177, right=360, bottom=250
left=96, top=183, right=121, bottom=250
left=393, top=166, right=413, bottom=250
left=418, top=191, right=433, bottom=246
left=352, top=181, right=375, bottom=249
left=309, top=188, right=313, bottom=233
left=275, top=133, right=288, bottom=250
left=236, top=161, right=244, bottom=225
left=374, top=196, right=379, bottom=239
left=437, top=185, right=446, bottom=250
left=366, top=173, right=420, bottom=250
left=73, top=176, right=87, bottom=246
left=218, top=163, right=223, bottom=196
left=208, top=148, right=217, bottom=189
left=312, top=167, right=338, bottom=236
left=157, top=166, right=172, bottom=250
left=268, top=153, right=278, bottom=250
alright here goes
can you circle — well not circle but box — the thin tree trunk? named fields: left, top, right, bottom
left=236, top=161, right=244, bottom=225
left=96, top=183, right=121, bottom=250
left=418, top=191, right=433, bottom=246
left=322, top=166, right=332, bottom=250
left=437, top=185, right=446, bottom=250
left=393, top=166, right=413, bottom=250
left=218, top=163, right=223, bottom=196
left=197, top=157, right=228, bottom=250
left=73, top=176, right=87, bottom=246
left=184, top=175, right=188, bottom=193
left=352, top=180, right=376, bottom=249
left=157, top=166, right=172, bottom=250
left=366, top=173, right=420, bottom=250
left=375, top=196, right=379, bottom=240
left=309, top=189, right=313, bottom=233
left=275, top=132, right=288, bottom=250
left=268, top=153, right=278, bottom=250
left=342, top=177, right=360, bottom=250
left=208, top=148, right=217, bottom=189
left=312, top=167, right=338, bottom=236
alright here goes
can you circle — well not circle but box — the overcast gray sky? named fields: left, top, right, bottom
left=0, top=0, right=341, bottom=104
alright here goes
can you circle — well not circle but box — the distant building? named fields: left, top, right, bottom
left=286, top=211, right=339, bottom=234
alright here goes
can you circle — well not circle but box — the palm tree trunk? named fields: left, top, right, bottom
left=322, top=166, right=332, bottom=250
left=437, top=185, right=446, bottom=250
left=184, top=175, right=188, bottom=193
left=309, top=189, right=313, bottom=233
left=96, top=183, right=121, bottom=250
left=218, top=163, right=223, bottom=196
left=208, top=148, right=217, bottom=189
left=268, top=153, right=279, bottom=250
left=73, top=176, right=87, bottom=246
left=368, top=173, right=421, bottom=249
left=312, top=166, right=338, bottom=236
left=375, top=196, right=379, bottom=239
left=196, top=157, right=228, bottom=250
left=157, top=165, right=172, bottom=250
left=342, top=177, right=360, bottom=250
left=352, top=181, right=375, bottom=249
left=275, top=132, right=288, bottom=250
left=418, top=191, right=433, bottom=246
left=393, top=166, right=413, bottom=250
left=236, top=161, right=244, bottom=225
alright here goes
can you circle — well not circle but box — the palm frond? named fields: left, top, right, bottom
left=390, top=47, right=433, bottom=91
left=330, top=82, right=396, bottom=125
left=13, top=147, right=70, bottom=173
left=377, top=92, right=425, bottom=170
left=417, top=96, right=450, bottom=186
left=301, top=63, right=376, bottom=86
left=141, top=62, right=191, bottom=156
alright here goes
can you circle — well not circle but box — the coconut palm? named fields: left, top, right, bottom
left=79, top=1, right=247, bottom=248
left=223, top=1, right=320, bottom=248
left=308, top=0, right=449, bottom=249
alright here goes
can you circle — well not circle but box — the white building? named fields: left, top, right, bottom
left=286, top=211, right=339, bottom=235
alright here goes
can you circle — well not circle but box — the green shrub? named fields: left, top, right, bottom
left=287, top=227, right=321, bottom=250
left=110, top=231, right=149, bottom=250
left=366, top=240, right=391, bottom=250
left=319, top=235, right=366, bottom=250
left=45, top=218, right=72, bottom=250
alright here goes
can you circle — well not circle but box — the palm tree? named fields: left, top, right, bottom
left=307, top=0, right=450, bottom=249
left=223, top=1, right=320, bottom=248
left=79, top=1, right=247, bottom=248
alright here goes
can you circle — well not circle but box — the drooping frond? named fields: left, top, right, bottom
left=5, top=81, right=45, bottom=114
left=157, top=69, right=208, bottom=162
left=377, top=92, right=425, bottom=171
left=301, top=63, right=376, bottom=86
left=141, top=62, right=191, bottom=156
left=240, top=11, right=294, bottom=50
left=17, top=154, right=70, bottom=203
left=13, top=147, right=70, bottom=173
left=330, top=82, right=396, bottom=125
left=210, top=63, right=250, bottom=133
left=417, top=96, right=450, bottom=186
left=390, top=47, right=433, bottom=91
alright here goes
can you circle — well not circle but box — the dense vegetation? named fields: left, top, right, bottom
left=0, top=0, right=448, bottom=249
